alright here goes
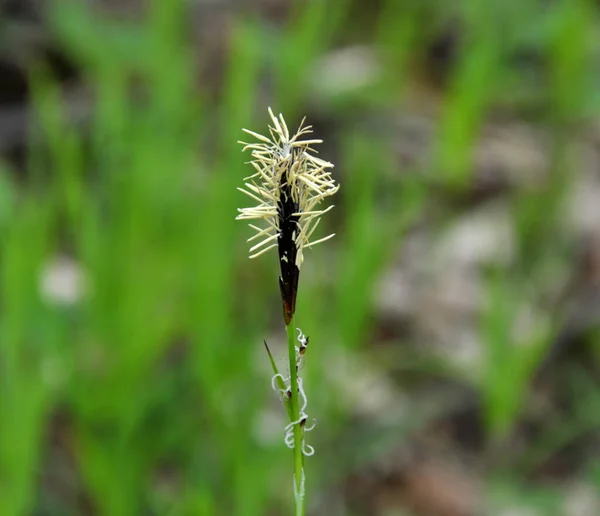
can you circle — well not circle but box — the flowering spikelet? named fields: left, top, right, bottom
left=236, top=108, right=339, bottom=323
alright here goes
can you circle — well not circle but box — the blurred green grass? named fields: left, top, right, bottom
left=0, top=0, right=599, bottom=514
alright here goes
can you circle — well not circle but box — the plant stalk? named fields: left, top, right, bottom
left=286, top=315, right=305, bottom=515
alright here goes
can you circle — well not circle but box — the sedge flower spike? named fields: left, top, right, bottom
left=236, top=108, right=339, bottom=323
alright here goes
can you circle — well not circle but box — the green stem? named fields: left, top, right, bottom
left=286, top=316, right=305, bottom=516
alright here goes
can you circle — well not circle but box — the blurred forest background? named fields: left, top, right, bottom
left=2, top=0, right=600, bottom=515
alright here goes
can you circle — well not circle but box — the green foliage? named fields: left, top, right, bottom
left=1, top=0, right=600, bottom=514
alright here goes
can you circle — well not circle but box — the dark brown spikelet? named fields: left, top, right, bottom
left=236, top=108, right=339, bottom=324
left=277, top=162, right=300, bottom=324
